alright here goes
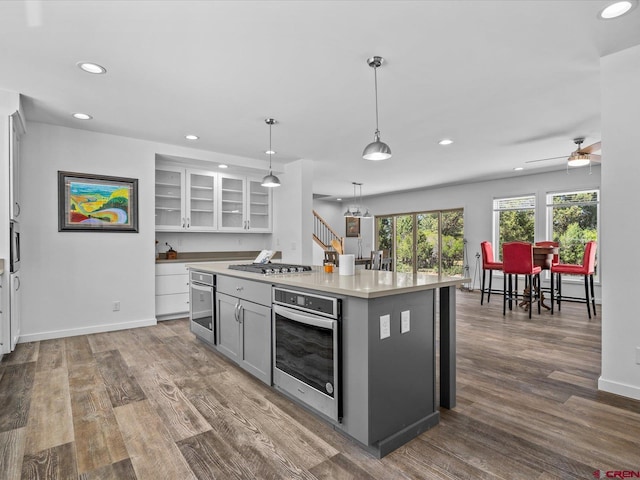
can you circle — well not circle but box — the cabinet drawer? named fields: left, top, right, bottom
left=156, top=293, right=189, bottom=316
left=155, top=274, right=189, bottom=295
left=217, top=275, right=271, bottom=306
left=155, top=263, right=189, bottom=275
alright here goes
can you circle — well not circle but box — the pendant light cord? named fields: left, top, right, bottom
left=268, top=122, right=273, bottom=170
left=374, top=65, right=380, bottom=135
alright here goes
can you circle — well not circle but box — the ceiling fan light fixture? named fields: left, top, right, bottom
left=363, top=56, right=392, bottom=161
left=567, top=152, right=591, bottom=167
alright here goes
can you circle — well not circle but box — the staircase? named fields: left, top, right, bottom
left=312, top=210, right=344, bottom=254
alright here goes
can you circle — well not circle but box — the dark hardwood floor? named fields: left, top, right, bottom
left=1, top=290, right=639, bottom=479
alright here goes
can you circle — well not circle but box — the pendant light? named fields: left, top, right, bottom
left=344, top=182, right=371, bottom=218
left=261, top=118, right=281, bottom=188
left=362, top=56, right=392, bottom=161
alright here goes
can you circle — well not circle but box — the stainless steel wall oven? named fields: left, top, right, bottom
left=189, top=271, right=215, bottom=345
left=272, top=287, right=341, bottom=422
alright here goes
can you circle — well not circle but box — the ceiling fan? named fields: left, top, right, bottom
left=525, top=138, right=602, bottom=167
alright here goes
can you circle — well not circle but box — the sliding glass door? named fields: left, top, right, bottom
left=376, top=209, right=464, bottom=276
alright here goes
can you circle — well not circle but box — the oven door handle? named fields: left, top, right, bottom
left=273, top=304, right=336, bottom=330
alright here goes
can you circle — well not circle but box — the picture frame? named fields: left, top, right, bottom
left=58, top=171, right=139, bottom=232
left=345, top=217, right=360, bottom=237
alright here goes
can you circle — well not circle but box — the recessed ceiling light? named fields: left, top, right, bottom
left=185, top=134, right=199, bottom=140
left=219, top=164, right=228, bottom=169
left=72, top=112, right=92, bottom=120
left=513, top=167, right=524, bottom=171
left=337, top=198, right=342, bottom=201
left=438, top=139, right=454, bottom=146
left=265, top=150, right=276, bottom=155
left=600, top=1, right=634, bottom=18
left=77, top=62, right=107, bottom=74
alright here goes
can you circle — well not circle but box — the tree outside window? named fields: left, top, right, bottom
left=547, top=190, right=599, bottom=267
left=493, top=195, right=535, bottom=260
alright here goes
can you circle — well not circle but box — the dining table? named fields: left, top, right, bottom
left=528, top=244, right=559, bottom=310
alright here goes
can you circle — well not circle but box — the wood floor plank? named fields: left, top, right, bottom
left=24, top=368, right=74, bottom=455
left=2, top=342, right=39, bottom=366
left=547, top=370, right=598, bottom=389
left=0, top=363, right=36, bottom=433
left=65, top=336, right=94, bottom=364
left=183, top=384, right=319, bottom=479
left=78, top=458, right=137, bottom=480
left=20, top=441, right=78, bottom=480
left=129, top=363, right=211, bottom=442
left=114, top=400, right=196, bottom=480
left=0, top=427, right=26, bottom=480
left=94, top=350, right=146, bottom=408
left=309, top=453, right=377, bottom=480
left=35, top=339, right=66, bottom=373
left=68, top=362, right=129, bottom=474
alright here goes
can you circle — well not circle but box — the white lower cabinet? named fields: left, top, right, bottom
left=216, top=276, right=272, bottom=384
left=155, top=263, right=190, bottom=319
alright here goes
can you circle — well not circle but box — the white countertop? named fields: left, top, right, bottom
left=0, top=258, right=4, bottom=275
left=186, top=261, right=468, bottom=299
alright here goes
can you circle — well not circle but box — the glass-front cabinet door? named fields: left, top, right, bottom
left=219, top=174, right=247, bottom=230
left=187, top=170, right=217, bottom=230
left=155, top=167, right=185, bottom=230
left=247, top=180, right=272, bottom=232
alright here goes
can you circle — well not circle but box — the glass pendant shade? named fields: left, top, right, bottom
left=343, top=182, right=370, bottom=217
left=363, top=131, right=392, bottom=161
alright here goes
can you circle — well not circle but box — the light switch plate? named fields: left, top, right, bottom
left=380, top=314, right=391, bottom=340
left=401, top=310, right=410, bottom=334
left=636, top=346, right=640, bottom=365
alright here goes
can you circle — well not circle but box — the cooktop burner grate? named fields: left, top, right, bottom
left=228, top=263, right=313, bottom=275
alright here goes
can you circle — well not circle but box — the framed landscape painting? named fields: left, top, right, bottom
left=345, top=217, right=360, bottom=237
left=58, top=171, right=139, bottom=232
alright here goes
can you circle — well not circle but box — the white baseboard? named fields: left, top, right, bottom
left=17, top=318, right=158, bottom=343
left=598, top=376, right=640, bottom=401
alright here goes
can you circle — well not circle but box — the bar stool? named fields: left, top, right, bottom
left=551, top=241, right=597, bottom=319
left=480, top=241, right=503, bottom=305
left=502, top=241, right=541, bottom=319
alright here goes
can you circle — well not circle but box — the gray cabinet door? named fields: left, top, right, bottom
left=216, top=292, right=240, bottom=363
left=239, top=300, right=272, bottom=385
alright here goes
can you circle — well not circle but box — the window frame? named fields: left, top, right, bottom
left=492, top=193, right=536, bottom=261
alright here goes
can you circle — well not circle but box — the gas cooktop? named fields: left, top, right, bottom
left=228, top=263, right=313, bottom=275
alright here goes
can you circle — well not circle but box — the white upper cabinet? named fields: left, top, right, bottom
left=155, top=166, right=217, bottom=231
left=218, top=174, right=272, bottom=232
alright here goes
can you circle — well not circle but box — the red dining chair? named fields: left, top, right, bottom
left=502, top=241, right=541, bottom=319
left=551, top=241, right=597, bottom=319
left=480, top=241, right=503, bottom=305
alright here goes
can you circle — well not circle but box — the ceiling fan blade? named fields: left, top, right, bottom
left=525, top=155, right=566, bottom=164
left=589, top=154, right=602, bottom=163
left=579, top=141, right=601, bottom=154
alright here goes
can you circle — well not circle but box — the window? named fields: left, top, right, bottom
left=546, top=189, right=599, bottom=266
left=375, top=209, right=464, bottom=276
left=493, top=195, right=535, bottom=260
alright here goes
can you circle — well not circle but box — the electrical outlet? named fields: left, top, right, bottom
left=113, top=301, right=120, bottom=312
left=380, top=314, right=391, bottom=340
left=401, top=310, right=410, bottom=334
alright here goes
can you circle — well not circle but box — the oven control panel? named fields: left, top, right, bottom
left=273, top=288, right=340, bottom=319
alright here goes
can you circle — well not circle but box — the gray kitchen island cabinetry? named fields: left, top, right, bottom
left=189, top=262, right=465, bottom=457
left=216, top=275, right=272, bottom=385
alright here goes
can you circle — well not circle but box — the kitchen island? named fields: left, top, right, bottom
left=186, top=262, right=466, bottom=457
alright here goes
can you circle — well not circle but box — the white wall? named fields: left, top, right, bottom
left=19, top=122, right=277, bottom=341
left=273, top=159, right=313, bottom=264
left=599, top=44, right=640, bottom=401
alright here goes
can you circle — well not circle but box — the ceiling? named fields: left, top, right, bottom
left=1, top=1, right=639, bottom=200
